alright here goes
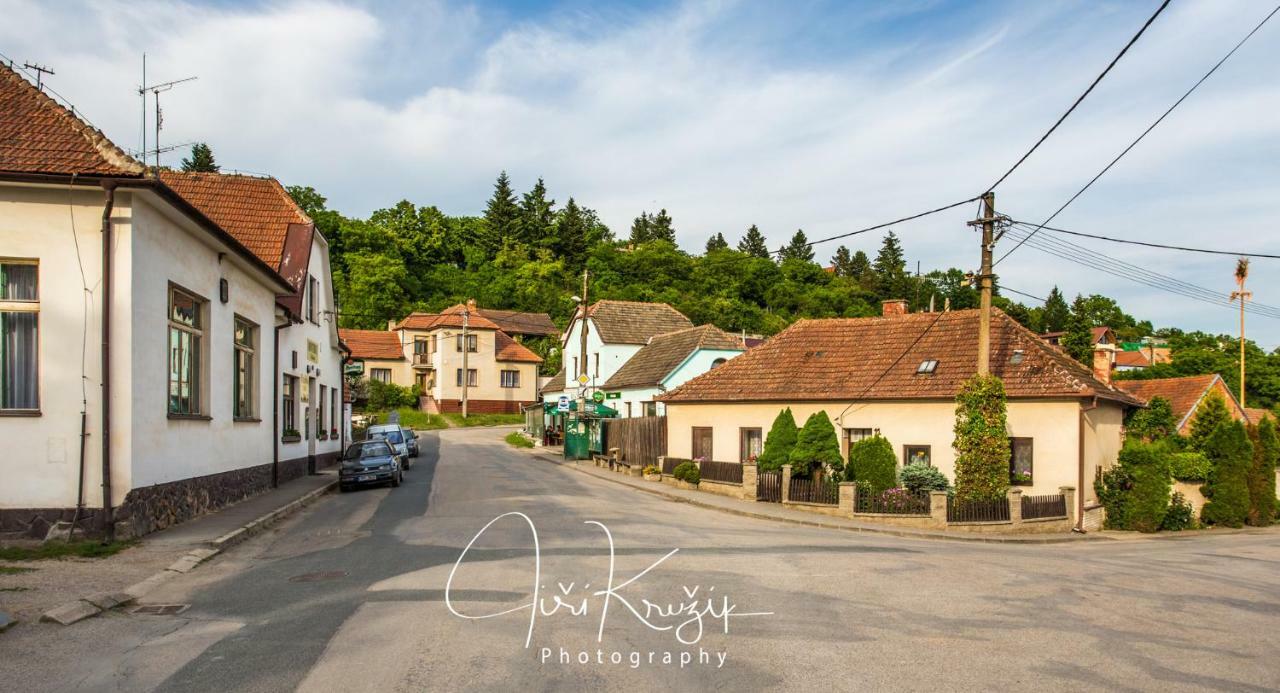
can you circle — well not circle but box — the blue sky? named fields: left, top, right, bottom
left=3, top=0, right=1278, bottom=345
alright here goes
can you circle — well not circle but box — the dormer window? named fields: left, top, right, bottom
left=916, top=360, right=939, bottom=375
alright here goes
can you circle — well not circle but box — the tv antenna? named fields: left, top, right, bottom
left=137, top=56, right=196, bottom=169
left=22, top=62, right=54, bottom=91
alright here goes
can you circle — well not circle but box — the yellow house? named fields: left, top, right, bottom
left=659, top=302, right=1142, bottom=530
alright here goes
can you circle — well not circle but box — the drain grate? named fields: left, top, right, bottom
left=288, top=570, right=348, bottom=583
left=133, top=604, right=190, bottom=616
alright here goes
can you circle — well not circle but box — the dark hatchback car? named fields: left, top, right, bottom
left=339, top=440, right=403, bottom=492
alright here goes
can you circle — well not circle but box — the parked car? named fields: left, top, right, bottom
left=339, top=440, right=402, bottom=491
left=367, top=424, right=414, bottom=469
left=404, top=427, right=420, bottom=458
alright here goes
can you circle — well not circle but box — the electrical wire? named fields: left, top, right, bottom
left=996, top=2, right=1280, bottom=266
left=1007, top=218, right=1280, bottom=259
left=1000, top=286, right=1047, bottom=304
left=984, top=0, right=1171, bottom=193
left=782, top=196, right=981, bottom=255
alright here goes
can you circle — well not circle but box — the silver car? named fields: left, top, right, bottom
left=367, top=424, right=413, bottom=470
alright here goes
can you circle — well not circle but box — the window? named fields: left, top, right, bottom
left=643, top=401, right=657, bottom=417
left=844, top=428, right=874, bottom=460
left=692, top=427, right=714, bottom=461
left=168, top=286, right=205, bottom=415
left=916, top=360, right=939, bottom=375
left=456, top=368, right=477, bottom=387
left=740, top=427, right=762, bottom=462
left=282, top=375, right=297, bottom=434
left=500, top=369, right=520, bottom=388
left=625, top=402, right=632, bottom=417
left=414, top=338, right=429, bottom=355
left=593, top=353, right=599, bottom=378
left=370, top=368, right=391, bottom=384
left=711, top=358, right=727, bottom=369
left=318, top=384, right=327, bottom=431
left=455, top=334, right=478, bottom=352
left=572, top=357, right=579, bottom=377
left=331, top=388, right=339, bottom=435
left=904, top=445, right=931, bottom=467
left=233, top=317, right=257, bottom=419
left=1009, top=437, right=1034, bottom=485
left=1, top=260, right=39, bottom=411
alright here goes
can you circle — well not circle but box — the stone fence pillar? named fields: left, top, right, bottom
left=656, top=456, right=666, bottom=476
left=1059, top=486, right=1077, bottom=525
left=929, top=491, right=948, bottom=527
left=781, top=464, right=792, bottom=503
left=839, top=482, right=856, bottom=518
left=1007, top=487, right=1023, bottom=525
left=742, top=462, right=758, bottom=501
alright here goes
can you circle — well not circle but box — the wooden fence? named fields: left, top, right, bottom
left=699, top=460, right=743, bottom=484
left=789, top=477, right=839, bottom=505
left=603, top=416, right=666, bottom=469
left=1021, top=493, right=1068, bottom=520
left=757, top=470, right=782, bottom=502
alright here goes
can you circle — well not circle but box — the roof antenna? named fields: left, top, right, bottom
left=22, top=62, right=54, bottom=91
left=139, top=70, right=197, bottom=169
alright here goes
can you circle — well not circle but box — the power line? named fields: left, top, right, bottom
left=996, top=2, right=1280, bottom=266
left=1001, top=286, right=1047, bottom=304
left=984, top=0, right=1171, bottom=193
left=1008, top=218, right=1280, bottom=259
left=788, top=196, right=981, bottom=254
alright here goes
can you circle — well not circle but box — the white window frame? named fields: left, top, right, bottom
left=500, top=369, right=520, bottom=388
left=370, top=368, right=392, bottom=384
left=0, top=259, right=39, bottom=412
left=456, top=368, right=478, bottom=387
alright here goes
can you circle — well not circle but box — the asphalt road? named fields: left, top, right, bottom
left=6, top=427, right=1280, bottom=692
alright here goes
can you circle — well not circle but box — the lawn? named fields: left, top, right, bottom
left=0, top=540, right=135, bottom=562
left=444, top=413, right=525, bottom=427
left=358, top=407, right=448, bottom=431
left=505, top=431, right=534, bottom=448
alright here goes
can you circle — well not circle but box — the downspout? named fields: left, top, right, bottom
left=99, top=182, right=116, bottom=540
left=273, top=321, right=287, bottom=488
left=1076, top=395, right=1100, bottom=533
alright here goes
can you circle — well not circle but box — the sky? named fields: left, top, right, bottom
left=3, top=0, right=1278, bottom=345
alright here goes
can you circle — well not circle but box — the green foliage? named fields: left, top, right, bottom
left=758, top=408, right=799, bottom=472
left=831, top=245, right=854, bottom=277
left=705, top=232, right=729, bottom=253
left=365, top=379, right=418, bottom=411
left=673, top=461, right=700, bottom=484
left=872, top=231, right=908, bottom=299
left=367, top=408, right=445, bottom=430
left=1188, top=393, right=1232, bottom=452
left=1041, top=286, right=1070, bottom=332
left=483, top=171, right=520, bottom=257
left=778, top=230, right=814, bottom=263
left=845, top=436, right=897, bottom=494
left=1096, top=442, right=1173, bottom=532
left=788, top=412, right=843, bottom=479
left=1095, top=464, right=1134, bottom=530
left=1168, top=451, right=1210, bottom=481
left=444, top=413, right=525, bottom=427
left=630, top=209, right=676, bottom=245
left=505, top=431, right=534, bottom=448
left=1126, top=396, right=1177, bottom=442
left=1200, top=420, right=1252, bottom=528
left=1062, top=295, right=1094, bottom=364
left=180, top=142, right=219, bottom=172
left=1161, top=492, right=1197, bottom=531
left=737, top=224, right=770, bottom=258
left=1246, top=418, right=1277, bottom=526
left=952, top=375, right=1011, bottom=503
left=899, top=462, right=950, bottom=494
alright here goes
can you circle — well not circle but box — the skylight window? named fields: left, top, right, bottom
left=916, top=360, right=939, bottom=375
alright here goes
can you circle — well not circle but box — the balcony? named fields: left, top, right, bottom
left=413, top=353, right=433, bottom=367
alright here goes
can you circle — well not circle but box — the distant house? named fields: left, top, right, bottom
left=1114, top=350, right=1151, bottom=372
left=660, top=301, right=1141, bottom=528
left=1115, top=374, right=1248, bottom=435
left=600, top=325, right=744, bottom=418
left=339, top=328, right=407, bottom=386
left=473, top=308, right=559, bottom=341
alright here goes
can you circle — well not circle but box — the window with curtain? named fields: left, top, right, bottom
left=456, top=368, right=477, bottom=387
left=500, top=370, right=520, bottom=388
left=1009, top=437, right=1034, bottom=485
left=370, top=368, right=391, bottom=384
left=168, top=287, right=204, bottom=415
left=331, top=388, right=338, bottom=435
left=455, top=334, right=477, bottom=352
left=692, top=427, right=714, bottom=461
left=233, top=317, right=256, bottom=419
left=740, top=427, right=762, bottom=462
left=282, top=374, right=297, bottom=434
left=1, top=261, right=39, bottom=411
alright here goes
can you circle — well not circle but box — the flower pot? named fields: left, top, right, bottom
left=281, top=433, right=301, bottom=443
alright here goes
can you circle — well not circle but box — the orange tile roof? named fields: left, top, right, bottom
left=583, top=300, right=693, bottom=344
left=604, top=325, right=743, bottom=390
left=1114, top=374, right=1245, bottom=430
left=1244, top=407, right=1275, bottom=425
left=338, top=329, right=404, bottom=360
left=395, top=305, right=501, bottom=331
left=495, top=331, right=543, bottom=363
left=661, top=308, right=1141, bottom=405
left=0, top=63, right=144, bottom=177
left=159, top=170, right=308, bottom=270
left=1114, top=350, right=1150, bottom=368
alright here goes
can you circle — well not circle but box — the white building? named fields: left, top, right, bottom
left=600, top=325, right=744, bottom=418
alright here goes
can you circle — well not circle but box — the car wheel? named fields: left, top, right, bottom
left=391, top=472, right=401, bottom=488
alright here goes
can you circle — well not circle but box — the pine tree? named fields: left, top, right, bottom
left=180, top=143, right=219, bottom=172
left=758, top=408, right=799, bottom=472
left=850, top=250, right=874, bottom=287
left=518, top=178, right=556, bottom=248
left=1189, top=393, right=1233, bottom=451
left=650, top=209, right=676, bottom=244
left=483, top=171, right=520, bottom=256
left=554, top=197, right=589, bottom=271
left=629, top=212, right=653, bottom=245
left=1201, top=420, right=1252, bottom=528
left=704, top=232, right=729, bottom=253
left=873, top=231, right=907, bottom=298
left=737, top=225, right=770, bottom=258
left=1041, top=286, right=1070, bottom=332
left=1062, top=295, right=1094, bottom=364
left=778, top=229, right=814, bottom=263
left=831, top=246, right=855, bottom=276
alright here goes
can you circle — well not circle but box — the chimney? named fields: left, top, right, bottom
left=466, top=298, right=477, bottom=313
left=881, top=299, right=908, bottom=317
left=1092, top=346, right=1112, bottom=385
left=388, top=319, right=397, bottom=331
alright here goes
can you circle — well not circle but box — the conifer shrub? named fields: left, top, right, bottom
left=788, top=412, right=843, bottom=479
left=1200, top=420, right=1252, bottom=528
left=1245, top=418, right=1277, bottom=526
left=1096, top=441, right=1172, bottom=532
left=757, top=408, right=799, bottom=473
left=899, top=462, right=950, bottom=494
left=845, top=436, right=897, bottom=494
left=673, top=461, right=700, bottom=485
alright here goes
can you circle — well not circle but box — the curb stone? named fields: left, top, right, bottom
left=208, top=480, right=337, bottom=551
left=0, top=611, right=14, bottom=633
left=40, top=599, right=102, bottom=626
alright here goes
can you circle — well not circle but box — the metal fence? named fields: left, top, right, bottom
left=603, top=416, right=667, bottom=469
left=788, top=477, right=839, bottom=505
left=757, top=470, right=782, bottom=502
left=699, top=460, right=743, bottom=484
left=1021, top=493, right=1068, bottom=520
left=946, top=496, right=1011, bottom=523
left=855, top=488, right=931, bottom=515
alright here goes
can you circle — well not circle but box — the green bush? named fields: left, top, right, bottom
left=788, top=412, right=843, bottom=479
left=846, top=436, right=897, bottom=494
left=758, top=408, right=799, bottom=473
left=1161, top=492, right=1197, bottom=531
left=1246, top=418, right=1278, bottom=527
left=1096, top=441, right=1172, bottom=532
left=899, top=462, right=949, bottom=494
left=366, top=379, right=418, bottom=411
left=952, top=374, right=1011, bottom=503
left=1096, top=464, right=1134, bottom=530
left=1167, top=451, right=1210, bottom=481
left=1200, top=420, right=1252, bottom=528
left=673, top=461, right=700, bottom=485
left=504, top=431, right=534, bottom=448
left=1126, top=396, right=1177, bottom=442
left=1188, top=393, right=1231, bottom=452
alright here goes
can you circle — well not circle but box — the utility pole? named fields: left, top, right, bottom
left=577, top=269, right=590, bottom=413
left=461, top=305, right=470, bottom=419
left=1231, top=258, right=1251, bottom=407
left=973, top=192, right=997, bottom=376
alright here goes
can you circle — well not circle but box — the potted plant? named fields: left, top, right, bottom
left=331, top=427, right=339, bottom=438
left=318, top=430, right=328, bottom=441
left=281, top=428, right=301, bottom=443
left=643, top=465, right=661, bottom=481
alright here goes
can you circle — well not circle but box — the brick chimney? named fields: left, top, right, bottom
left=466, top=298, right=477, bottom=313
left=882, top=299, right=908, bottom=317
left=1092, top=346, right=1112, bottom=385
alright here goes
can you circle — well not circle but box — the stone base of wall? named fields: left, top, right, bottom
left=430, top=399, right=530, bottom=415
left=0, top=507, right=103, bottom=539
left=851, top=513, right=940, bottom=528
left=115, top=463, right=275, bottom=538
left=697, top=479, right=744, bottom=500
left=782, top=501, right=845, bottom=517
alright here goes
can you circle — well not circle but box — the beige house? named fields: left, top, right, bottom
left=660, top=301, right=1141, bottom=530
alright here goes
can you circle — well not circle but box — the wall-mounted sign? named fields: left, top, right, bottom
left=592, top=391, right=605, bottom=403
left=605, top=392, right=621, bottom=399
left=307, top=340, right=319, bottom=364
left=344, top=361, right=365, bottom=376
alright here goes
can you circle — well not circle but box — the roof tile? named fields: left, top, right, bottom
left=339, top=329, right=404, bottom=360
left=159, top=170, right=308, bottom=270
left=584, top=300, right=693, bottom=344
left=603, top=325, right=742, bottom=390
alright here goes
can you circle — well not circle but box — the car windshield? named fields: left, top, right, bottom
left=370, top=429, right=404, bottom=445
left=345, top=441, right=392, bottom=460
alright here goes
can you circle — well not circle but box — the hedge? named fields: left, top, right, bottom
left=1200, top=420, right=1252, bottom=528
left=1167, top=451, right=1210, bottom=481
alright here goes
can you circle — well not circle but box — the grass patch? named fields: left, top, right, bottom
left=445, top=413, right=525, bottom=428
left=505, top=431, right=534, bottom=448
left=0, top=540, right=135, bottom=562
left=358, top=408, right=448, bottom=431
left=0, top=565, right=36, bottom=575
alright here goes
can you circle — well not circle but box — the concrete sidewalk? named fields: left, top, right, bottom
left=522, top=448, right=1094, bottom=545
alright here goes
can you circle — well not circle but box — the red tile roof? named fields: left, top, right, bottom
left=661, top=308, right=1141, bottom=405
left=604, top=325, right=743, bottom=390
left=1244, top=407, right=1275, bottom=425
left=159, top=171, right=308, bottom=270
left=582, top=300, right=693, bottom=345
left=396, top=305, right=501, bottom=331
left=477, top=309, right=558, bottom=337
left=495, top=331, right=543, bottom=363
left=0, top=63, right=144, bottom=177
left=1115, top=374, right=1245, bottom=430
left=338, top=329, right=404, bottom=360
left=1114, top=350, right=1150, bottom=368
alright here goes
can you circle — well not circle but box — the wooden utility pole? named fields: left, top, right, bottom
left=1231, top=258, right=1251, bottom=407
left=461, top=305, right=470, bottom=419
left=975, top=192, right=996, bottom=376
left=577, top=269, right=590, bottom=412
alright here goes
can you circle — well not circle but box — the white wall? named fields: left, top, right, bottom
left=544, top=316, right=640, bottom=400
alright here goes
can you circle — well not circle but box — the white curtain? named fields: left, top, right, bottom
left=1, top=313, right=37, bottom=409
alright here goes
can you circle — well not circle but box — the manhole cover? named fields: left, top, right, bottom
left=288, top=570, right=348, bottom=583
left=133, top=604, right=190, bottom=616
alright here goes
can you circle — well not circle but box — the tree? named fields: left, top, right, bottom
left=517, top=178, right=556, bottom=248
left=1188, top=393, right=1232, bottom=451
left=952, top=374, right=1011, bottom=503
left=873, top=231, right=907, bottom=299
left=1062, top=295, right=1094, bottom=364
left=705, top=232, right=729, bottom=253
left=1246, top=418, right=1277, bottom=526
left=831, top=246, right=855, bottom=276
left=483, top=171, right=520, bottom=256
left=845, top=436, right=897, bottom=493
left=1200, top=420, right=1252, bottom=528
left=758, top=408, right=799, bottom=472
left=778, top=229, right=814, bottom=263
left=554, top=197, right=590, bottom=271
left=650, top=209, right=676, bottom=244
left=629, top=211, right=654, bottom=245
left=1041, top=286, right=1070, bottom=332
left=180, top=143, right=220, bottom=172
left=1096, top=441, right=1172, bottom=532
left=788, top=412, right=843, bottom=478
left=849, top=250, right=874, bottom=289
left=737, top=225, right=770, bottom=258
left=1126, top=396, right=1177, bottom=442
